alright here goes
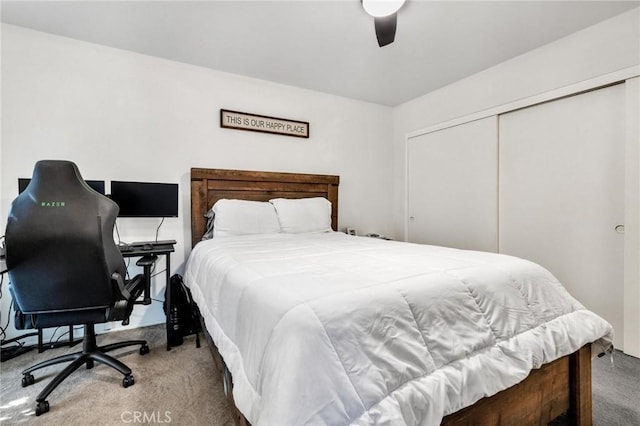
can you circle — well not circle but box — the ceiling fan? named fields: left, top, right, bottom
left=362, top=0, right=407, bottom=47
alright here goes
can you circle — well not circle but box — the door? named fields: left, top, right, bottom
left=407, top=116, right=498, bottom=252
left=499, top=84, right=625, bottom=349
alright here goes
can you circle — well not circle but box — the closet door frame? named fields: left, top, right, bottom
left=624, top=76, right=640, bottom=356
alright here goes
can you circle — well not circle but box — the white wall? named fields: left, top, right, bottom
left=0, top=24, right=393, bottom=340
left=392, top=8, right=640, bottom=237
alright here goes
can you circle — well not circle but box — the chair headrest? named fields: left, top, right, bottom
left=29, top=160, right=88, bottom=194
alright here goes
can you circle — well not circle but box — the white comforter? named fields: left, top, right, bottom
left=184, top=232, right=613, bottom=425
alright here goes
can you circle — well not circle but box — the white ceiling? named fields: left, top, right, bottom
left=1, top=1, right=638, bottom=106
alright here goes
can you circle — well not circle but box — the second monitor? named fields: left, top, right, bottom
left=110, top=181, right=178, bottom=218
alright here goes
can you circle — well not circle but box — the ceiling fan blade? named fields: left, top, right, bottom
left=374, top=13, right=397, bottom=47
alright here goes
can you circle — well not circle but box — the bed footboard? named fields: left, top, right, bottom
left=442, top=345, right=592, bottom=425
left=198, top=312, right=592, bottom=426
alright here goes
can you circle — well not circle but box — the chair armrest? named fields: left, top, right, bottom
left=109, top=273, right=146, bottom=323
left=111, top=272, right=131, bottom=300
left=111, top=272, right=146, bottom=301
left=136, top=255, right=157, bottom=268
left=124, top=274, right=145, bottom=298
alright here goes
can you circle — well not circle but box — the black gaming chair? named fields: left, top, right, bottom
left=5, top=160, right=150, bottom=416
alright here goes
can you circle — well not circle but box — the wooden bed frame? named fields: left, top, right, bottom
left=190, top=168, right=339, bottom=247
left=190, top=167, right=593, bottom=426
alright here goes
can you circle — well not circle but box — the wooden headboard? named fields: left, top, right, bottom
left=190, top=168, right=340, bottom=247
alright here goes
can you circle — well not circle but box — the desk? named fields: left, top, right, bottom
left=119, top=242, right=175, bottom=350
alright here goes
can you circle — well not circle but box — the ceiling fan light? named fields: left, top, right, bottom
left=362, top=0, right=406, bottom=18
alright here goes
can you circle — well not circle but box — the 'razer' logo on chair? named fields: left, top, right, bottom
left=40, top=201, right=66, bottom=207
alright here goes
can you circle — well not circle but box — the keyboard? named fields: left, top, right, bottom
left=128, top=240, right=176, bottom=247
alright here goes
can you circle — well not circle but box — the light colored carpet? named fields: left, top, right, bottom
left=0, top=324, right=233, bottom=425
left=591, top=350, right=640, bottom=425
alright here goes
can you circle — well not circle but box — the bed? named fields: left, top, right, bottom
left=186, top=167, right=612, bottom=426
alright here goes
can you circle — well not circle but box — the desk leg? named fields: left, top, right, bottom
left=38, top=329, right=43, bottom=353
left=143, top=265, right=152, bottom=305
left=166, top=253, right=171, bottom=351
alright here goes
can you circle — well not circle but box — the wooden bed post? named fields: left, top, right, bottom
left=569, top=345, right=592, bottom=426
left=328, top=182, right=339, bottom=231
left=191, top=178, right=207, bottom=247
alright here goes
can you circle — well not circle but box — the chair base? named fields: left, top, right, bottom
left=21, top=323, right=149, bottom=416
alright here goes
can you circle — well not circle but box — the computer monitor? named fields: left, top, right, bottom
left=18, top=178, right=105, bottom=195
left=110, top=181, right=178, bottom=218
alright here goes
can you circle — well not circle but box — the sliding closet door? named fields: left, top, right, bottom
left=407, top=116, right=497, bottom=252
left=499, top=84, right=625, bottom=348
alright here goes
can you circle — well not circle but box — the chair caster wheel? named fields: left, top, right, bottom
left=35, top=400, right=49, bottom=416
left=123, top=374, right=135, bottom=388
left=139, top=344, right=150, bottom=355
left=22, top=373, right=35, bottom=387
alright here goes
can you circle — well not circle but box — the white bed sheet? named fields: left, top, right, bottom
left=184, top=232, right=613, bottom=425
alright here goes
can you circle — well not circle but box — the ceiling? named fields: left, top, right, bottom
left=1, top=1, right=638, bottom=106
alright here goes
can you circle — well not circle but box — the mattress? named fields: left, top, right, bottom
left=184, top=232, right=613, bottom=425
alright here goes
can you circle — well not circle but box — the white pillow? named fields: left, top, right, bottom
left=269, top=197, right=332, bottom=233
left=212, top=199, right=281, bottom=237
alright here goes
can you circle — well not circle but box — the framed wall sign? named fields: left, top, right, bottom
left=220, top=109, right=309, bottom=138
